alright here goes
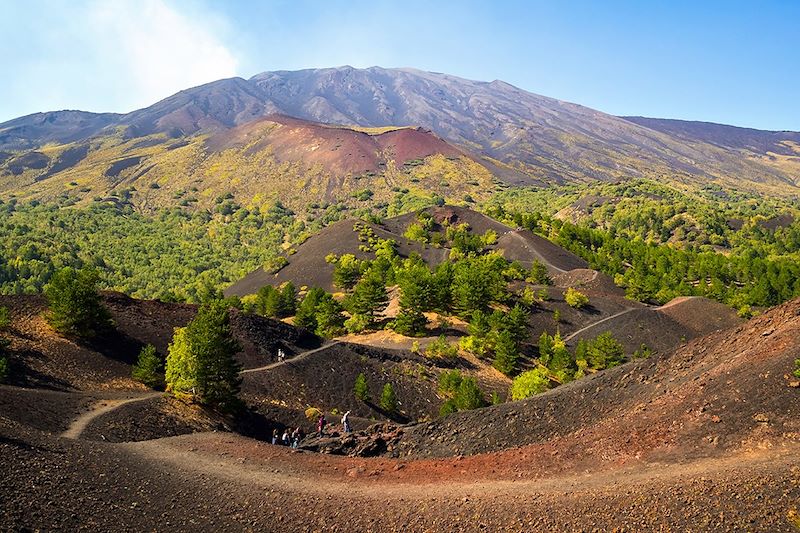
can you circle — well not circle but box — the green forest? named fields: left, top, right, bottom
left=2, top=179, right=800, bottom=317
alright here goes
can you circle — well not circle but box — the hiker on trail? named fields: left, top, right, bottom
left=281, top=429, right=290, bottom=446
left=291, top=427, right=302, bottom=448
left=341, top=410, right=352, bottom=433
left=272, top=429, right=279, bottom=445
left=277, top=348, right=285, bottom=363
left=317, top=414, right=327, bottom=438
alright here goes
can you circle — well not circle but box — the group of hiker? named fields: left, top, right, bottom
left=272, top=427, right=304, bottom=448
left=268, top=348, right=353, bottom=447
left=270, top=410, right=352, bottom=448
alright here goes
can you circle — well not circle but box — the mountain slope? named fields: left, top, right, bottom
left=2, top=66, right=800, bottom=202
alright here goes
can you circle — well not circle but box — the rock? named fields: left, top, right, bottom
left=753, top=413, right=770, bottom=423
left=346, top=467, right=365, bottom=478
left=789, top=381, right=800, bottom=388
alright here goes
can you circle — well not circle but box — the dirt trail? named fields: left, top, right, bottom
left=239, top=341, right=341, bottom=374
left=61, top=392, right=162, bottom=440
left=123, top=431, right=800, bottom=501
left=563, top=308, right=637, bottom=342
left=506, top=231, right=567, bottom=273
left=563, top=296, right=702, bottom=343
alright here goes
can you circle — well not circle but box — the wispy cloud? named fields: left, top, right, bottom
left=0, top=0, right=239, bottom=120
left=88, top=0, right=239, bottom=107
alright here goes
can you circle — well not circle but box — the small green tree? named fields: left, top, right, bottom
left=393, top=307, right=428, bottom=336
left=354, top=372, right=370, bottom=402
left=493, top=329, right=519, bottom=376
left=538, top=331, right=554, bottom=366
left=314, top=294, right=346, bottom=338
left=587, top=331, right=625, bottom=369
left=44, top=267, right=111, bottom=338
left=294, top=287, right=325, bottom=331
left=0, top=306, right=9, bottom=329
left=346, top=270, right=388, bottom=321
left=454, top=377, right=485, bottom=411
left=793, top=358, right=800, bottom=379
left=132, top=344, right=163, bottom=389
left=527, top=260, right=552, bottom=285
left=564, top=287, right=589, bottom=309
left=380, top=383, right=397, bottom=414
left=510, top=367, right=551, bottom=400
left=332, top=254, right=362, bottom=292
left=165, top=327, right=195, bottom=394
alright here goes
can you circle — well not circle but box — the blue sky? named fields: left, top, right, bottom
left=1, top=0, right=798, bottom=130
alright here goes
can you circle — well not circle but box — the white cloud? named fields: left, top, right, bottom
left=88, top=0, right=239, bottom=109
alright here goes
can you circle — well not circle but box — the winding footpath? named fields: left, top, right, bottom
left=61, top=392, right=162, bottom=440
left=239, top=341, right=341, bottom=374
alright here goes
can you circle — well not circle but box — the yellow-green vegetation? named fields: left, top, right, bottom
left=0, top=124, right=499, bottom=214
left=564, top=287, right=589, bottom=309
left=510, top=367, right=551, bottom=400
left=0, top=199, right=318, bottom=301
left=424, top=335, right=459, bottom=360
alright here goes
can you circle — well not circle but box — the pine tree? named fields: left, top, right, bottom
left=538, top=331, right=554, bottom=366
left=190, top=301, right=243, bottom=412
left=393, top=307, right=428, bottom=336
left=132, top=344, right=163, bottom=389
left=165, top=301, right=242, bottom=412
left=379, top=383, right=397, bottom=414
left=294, top=287, right=324, bottom=331
left=44, top=267, right=111, bottom=338
left=347, top=270, right=388, bottom=320
left=493, top=329, right=519, bottom=376
left=314, top=294, right=346, bottom=338
left=354, top=372, right=369, bottom=402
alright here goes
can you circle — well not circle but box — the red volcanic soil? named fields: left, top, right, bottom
left=206, top=114, right=466, bottom=176
left=1, top=296, right=799, bottom=530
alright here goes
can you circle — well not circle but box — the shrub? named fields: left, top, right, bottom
left=425, top=335, right=458, bottom=360
left=510, top=368, right=551, bottom=400
left=132, top=344, right=163, bottom=388
left=44, top=267, right=111, bottom=338
left=0, top=306, right=9, bottom=328
left=345, top=313, right=371, bottom=334
left=438, top=369, right=463, bottom=396
left=454, top=377, right=485, bottom=411
left=354, top=372, right=369, bottom=402
left=380, top=383, right=397, bottom=414
left=794, top=359, right=800, bottom=379
left=305, top=406, right=322, bottom=420
left=632, top=343, right=653, bottom=359
left=564, top=287, right=589, bottom=309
